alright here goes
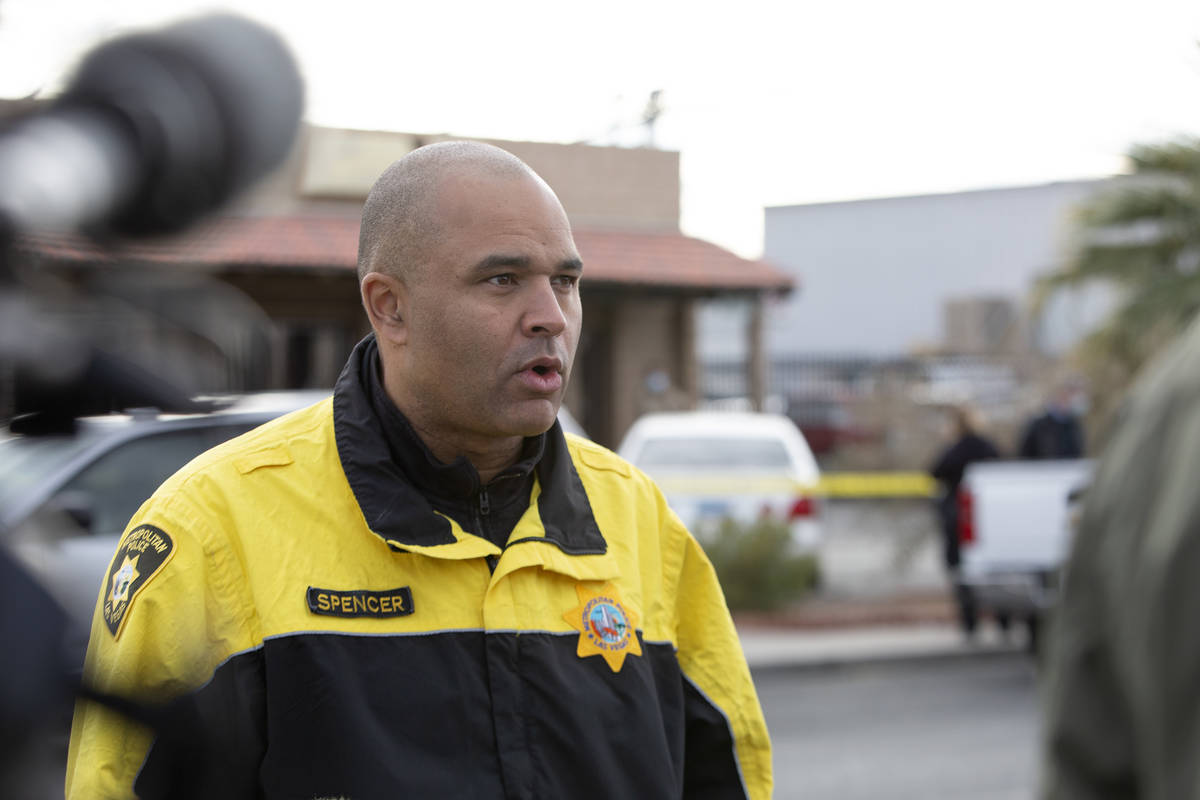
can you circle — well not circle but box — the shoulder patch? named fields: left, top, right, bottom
left=102, top=524, right=175, bottom=638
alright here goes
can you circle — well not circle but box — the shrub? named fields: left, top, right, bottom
left=702, top=517, right=821, bottom=612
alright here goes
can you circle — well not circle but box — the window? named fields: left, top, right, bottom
left=635, top=437, right=792, bottom=471
left=0, top=433, right=101, bottom=513
left=50, top=424, right=256, bottom=537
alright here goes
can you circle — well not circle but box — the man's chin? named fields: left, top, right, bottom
left=504, top=400, right=561, bottom=438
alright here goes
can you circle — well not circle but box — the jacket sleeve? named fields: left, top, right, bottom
left=65, top=488, right=263, bottom=800
left=670, top=522, right=773, bottom=800
left=1039, top=510, right=1138, bottom=799
left=1042, top=321, right=1200, bottom=799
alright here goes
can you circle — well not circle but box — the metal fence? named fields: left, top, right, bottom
left=703, top=354, right=1032, bottom=411
left=701, top=354, right=1047, bottom=469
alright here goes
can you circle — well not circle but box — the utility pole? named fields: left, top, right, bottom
left=641, top=90, right=664, bottom=148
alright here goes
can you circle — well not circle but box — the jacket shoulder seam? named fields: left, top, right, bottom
left=568, top=437, right=632, bottom=477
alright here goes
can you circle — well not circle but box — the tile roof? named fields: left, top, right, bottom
left=17, top=215, right=794, bottom=293
left=572, top=229, right=793, bottom=292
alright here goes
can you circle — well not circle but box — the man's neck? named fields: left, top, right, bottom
left=402, top=416, right=524, bottom=485
left=376, top=352, right=527, bottom=484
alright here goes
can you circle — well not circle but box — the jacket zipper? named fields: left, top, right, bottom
left=477, top=487, right=498, bottom=573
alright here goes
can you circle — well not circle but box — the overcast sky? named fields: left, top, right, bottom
left=1, top=0, right=1198, bottom=258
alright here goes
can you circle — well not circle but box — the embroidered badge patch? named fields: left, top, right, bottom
left=307, top=587, right=414, bottom=618
left=103, top=524, right=175, bottom=638
left=563, top=583, right=642, bottom=673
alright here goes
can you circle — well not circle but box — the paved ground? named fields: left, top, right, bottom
left=757, top=653, right=1042, bottom=799
left=732, top=501, right=1045, bottom=798
left=738, top=622, right=1022, bottom=670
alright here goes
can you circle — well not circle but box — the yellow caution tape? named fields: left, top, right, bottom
left=650, top=472, right=937, bottom=498
left=816, top=472, right=937, bottom=498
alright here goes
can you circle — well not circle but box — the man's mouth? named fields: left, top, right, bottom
left=518, top=357, right=564, bottom=393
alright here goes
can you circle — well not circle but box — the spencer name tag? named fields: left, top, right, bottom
left=307, top=586, right=414, bottom=618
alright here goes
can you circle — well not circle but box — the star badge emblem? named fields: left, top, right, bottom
left=109, top=554, right=141, bottom=606
left=563, top=583, right=642, bottom=673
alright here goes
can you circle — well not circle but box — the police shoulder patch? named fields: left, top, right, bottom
left=102, top=524, right=175, bottom=638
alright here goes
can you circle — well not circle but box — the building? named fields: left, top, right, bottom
left=696, top=179, right=1120, bottom=467
left=762, top=179, right=1115, bottom=357
left=699, top=179, right=1114, bottom=363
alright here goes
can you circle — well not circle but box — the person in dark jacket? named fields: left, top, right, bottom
left=1018, top=385, right=1085, bottom=459
left=930, top=406, right=1000, bottom=636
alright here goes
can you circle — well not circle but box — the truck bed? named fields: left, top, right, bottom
left=958, top=458, right=1092, bottom=617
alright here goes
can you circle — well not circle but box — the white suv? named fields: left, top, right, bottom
left=617, top=411, right=822, bottom=551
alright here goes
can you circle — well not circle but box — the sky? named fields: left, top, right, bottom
left=1, top=0, right=1199, bottom=259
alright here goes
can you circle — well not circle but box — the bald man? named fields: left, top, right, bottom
left=65, top=142, right=772, bottom=800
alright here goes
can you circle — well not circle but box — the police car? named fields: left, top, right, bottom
left=617, top=411, right=822, bottom=551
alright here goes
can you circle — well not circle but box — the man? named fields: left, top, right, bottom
left=1018, top=384, right=1086, bottom=460
left=928, top=406, right=1000, bottom=636
left=66, top=142, right=772, bottom=799
left=1040, top=318, right=1200, bottom=798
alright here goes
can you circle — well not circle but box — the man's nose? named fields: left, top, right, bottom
left=523, top=279, right=568, bottom=337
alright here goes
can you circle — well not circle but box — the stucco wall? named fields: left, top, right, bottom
left=696, top=179, right=1113, bottom=360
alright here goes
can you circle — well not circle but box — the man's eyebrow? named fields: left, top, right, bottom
left=472, top=254, right=530, bottom=273
left=470, top=254, right=584, bottom=273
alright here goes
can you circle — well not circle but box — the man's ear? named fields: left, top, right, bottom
left=361, top=271, right=409, bottom=345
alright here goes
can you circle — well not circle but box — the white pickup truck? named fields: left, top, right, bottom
left=956, top=458, right=1093, bottom=649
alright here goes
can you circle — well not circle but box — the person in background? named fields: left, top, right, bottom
left=929, top=406, right=1000, bottom=637
left=1019, top=383, right=1086, bottom=459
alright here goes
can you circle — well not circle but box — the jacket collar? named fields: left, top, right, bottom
left=332, top=335, right=606, bottom=557
left=364, top=340, right=544, bottom=508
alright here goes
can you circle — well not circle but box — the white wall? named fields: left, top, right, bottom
left=699, top=179, right=1113, bottom=359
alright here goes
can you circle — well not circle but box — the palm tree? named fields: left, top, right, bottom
left=1037, top=138, right=1200, bottom=436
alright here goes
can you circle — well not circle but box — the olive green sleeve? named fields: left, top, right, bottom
left=1040, top=509, right=1137, bottom=799
left=1042, top=319, right=1200, bottom=799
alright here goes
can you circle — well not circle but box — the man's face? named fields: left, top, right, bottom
left=397, top=170, right=582, bottom=446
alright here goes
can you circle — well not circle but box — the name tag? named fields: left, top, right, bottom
left=306, top=586, right=414, bottom=618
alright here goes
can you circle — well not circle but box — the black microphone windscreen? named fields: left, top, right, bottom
left=63, top=14, right=304, bottom=236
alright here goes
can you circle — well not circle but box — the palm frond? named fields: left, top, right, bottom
left=1037, top=135, right=1200, bottom=443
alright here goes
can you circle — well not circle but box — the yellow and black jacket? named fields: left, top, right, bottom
left=66, top=337, right=772, bottom=800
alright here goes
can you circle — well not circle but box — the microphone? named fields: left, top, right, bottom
left=0, top=13, right=304, bottom=237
